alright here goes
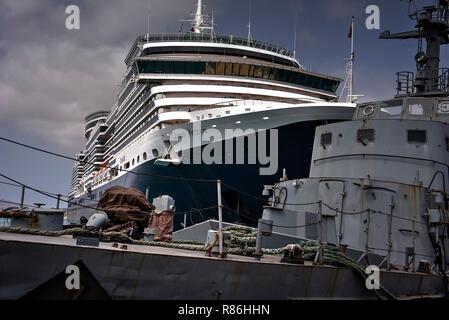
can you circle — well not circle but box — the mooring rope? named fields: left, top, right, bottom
left=0, top=226, right=397, bottom=299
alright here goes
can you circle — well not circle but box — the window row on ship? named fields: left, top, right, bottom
left=115, top=86, right=150, bottom=129
left=85, top=126, right=108, bottom=151
left=102, top=96, right=304, bottom=166
left=81, top=95, right=311, bottom=185
left=106, top=99, right=285, bottom=176
left=135, top=60, right=340, bottom=93
left=105, top=87, right=316, bottom=155
left=110, top=72, right=332, bottom=142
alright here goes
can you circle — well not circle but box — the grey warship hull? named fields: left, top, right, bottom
left=0, top=230, right=445, bottom=300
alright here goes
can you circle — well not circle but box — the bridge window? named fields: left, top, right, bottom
left=163, top=61, right=174, bottom=74
left=232, top=63, right=240, bottom=76
left=262, top=66, right=270, bottom=79
left=407, top=130, right=426, bottom=144
left=185, top=61, right=195, bottom=74
left=254, top=65, right=263, bottom=78
left=248, top=65, right=255, bottom=77
left=143, top=152, right=147, bottom=160
left=136, top=60, right=340, bottom=93
left=269, top=68, right=278, bottom=80
left=173, top=61, right=185, bottom=73
left=240, top=64, right=249, bottom=77
left=154, top=61, right=164, bottom=73
left=216, top=62, right=225, bottom=75
left=408, top=103, right=424, bottom=116
left=225, top=63, right=233, bottom=76
left=206, top=62, right=215, bottom=75
left=380, top=105, right=402, bottom=117
left=379, top=101, right=403, bottom=118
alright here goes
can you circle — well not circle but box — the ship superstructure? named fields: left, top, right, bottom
left=2, top=1, right=449, bottom=301
left=262, top=2, right=449, bottom=273
left=67, top=1, right=354, bottom=225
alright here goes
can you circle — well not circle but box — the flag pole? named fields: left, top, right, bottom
left=350, top=16, right=354, bottom=103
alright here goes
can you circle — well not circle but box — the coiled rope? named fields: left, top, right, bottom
left=0, top=226, right=397, bottom=299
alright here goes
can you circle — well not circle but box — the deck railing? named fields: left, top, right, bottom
left=125, top=33, right=295, bottom=65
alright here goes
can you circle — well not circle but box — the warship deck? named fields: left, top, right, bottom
left=0, top=231, right=446, bottom=300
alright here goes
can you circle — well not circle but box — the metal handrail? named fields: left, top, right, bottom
left=134, top=33, right=295, bottom=58
left=438, top=68, right=449, bottom=92
left=396, top=68, right=449, bottom=95
left=396, top=71, right=415, bottom=96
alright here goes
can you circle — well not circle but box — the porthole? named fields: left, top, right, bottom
left=362, top=105, right=375, bottom=116
left=438, top=101, right=449, bottom=114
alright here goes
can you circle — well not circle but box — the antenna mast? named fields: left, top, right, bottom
left=293, top=13, right=298, bottom=59
left=146, top=1, right=151, bottom=42
left=192, top=0, right=204, bottom=33
left=247, top=0, right=253, bottom=46
left=380, top=1, right=449, bottom=96
left=182, top=0, right=215, bottom=36
left=340, top=16, right=360, bottom=103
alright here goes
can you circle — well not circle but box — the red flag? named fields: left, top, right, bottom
left=348, top=17, right=353, bottom=38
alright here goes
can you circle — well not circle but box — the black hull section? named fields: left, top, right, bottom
left=68, top=120, right=333, bottom=229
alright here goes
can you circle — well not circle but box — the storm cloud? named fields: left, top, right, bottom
left=0, top=0, right=194, bottom=151
left=0, top=0, right=446, bottom=205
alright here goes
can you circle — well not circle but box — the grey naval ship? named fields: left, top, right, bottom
left=65, top=0, right=354, bottom=228
left=0, top=1, right=448, bottom=300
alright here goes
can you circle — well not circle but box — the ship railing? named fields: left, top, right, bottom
left=427, top=6, right=449, bottom=24
left=438, top=68, right=449, bottom=92
left=135, top=33, right=295, bottom=58
left=191, top=97, right=316, bottom=112
left=211, top=99, right=281, bottom=109
left=396, top=68, right=449, bottom=95
left=396, top=71, right=415, bottom=96
left=413, top=6, right=449, bottom=24
left=186, top=99, right=259, bottom=111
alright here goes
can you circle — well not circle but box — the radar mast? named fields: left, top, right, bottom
left=380, top=1, right=449, bottom=97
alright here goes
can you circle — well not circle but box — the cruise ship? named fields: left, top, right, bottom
left=67, top=0, right=355, bottom=227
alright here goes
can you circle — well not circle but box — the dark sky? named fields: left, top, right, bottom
left=0, top=0, right=447, bottom=207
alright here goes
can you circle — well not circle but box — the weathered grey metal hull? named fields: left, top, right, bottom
left=0, top=232, right=445, bottom=300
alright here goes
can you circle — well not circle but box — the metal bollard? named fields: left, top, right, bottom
left=255, top=219, right=273, bottom=260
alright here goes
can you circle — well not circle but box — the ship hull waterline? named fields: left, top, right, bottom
left=68, top=119, right=344, bottom=229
